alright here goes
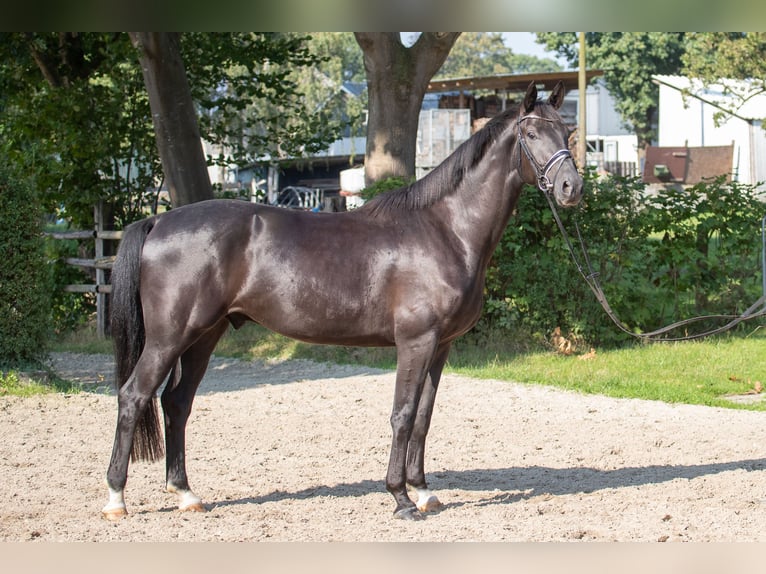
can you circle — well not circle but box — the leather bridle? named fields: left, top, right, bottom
left=516, top=114, right=574, bottom=193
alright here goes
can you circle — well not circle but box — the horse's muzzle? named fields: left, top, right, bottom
left=553, top=164, right=584, bottom=208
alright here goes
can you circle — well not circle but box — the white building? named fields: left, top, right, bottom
left=653, top=74, right=766, bottom=187
left=422, top=73, right=639, bottom=177
left=581, top=79, right=639, bottom=173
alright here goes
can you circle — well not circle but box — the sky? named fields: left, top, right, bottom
left=502, top=32, right=571, bottom=68
left=402, top=32, right=570, bottom=69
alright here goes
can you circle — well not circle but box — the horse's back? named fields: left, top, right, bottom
left=138, top=198, right=482, bottom=346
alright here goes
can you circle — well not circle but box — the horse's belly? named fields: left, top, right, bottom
left=257, top=316, right=395, bottom=348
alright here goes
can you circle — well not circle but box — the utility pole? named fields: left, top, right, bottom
left=578, top=32, right=587, bottom=170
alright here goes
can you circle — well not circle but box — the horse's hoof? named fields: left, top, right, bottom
left=393, top=507, right=425, bottom=521
left=101, top=507, right=128, bottom=521
left=417, top=495, right=443, bottom=513
left=169, top=486, right=206, bottom=513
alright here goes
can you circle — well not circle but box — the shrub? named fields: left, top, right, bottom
left=481, top=172, right=765, bottom=347
left=0, top=161, right=51, bottom=366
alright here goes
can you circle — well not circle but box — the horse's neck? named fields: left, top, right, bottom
left=440, top=133, right=523, bottom=265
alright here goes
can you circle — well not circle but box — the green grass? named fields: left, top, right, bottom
left=46, top=322, right=766, bottom=411
left=0, top=368, right=82, bottom=397
left=51, top=325, right=113, bottom=354
left=448, top=335, right=766, bottom=410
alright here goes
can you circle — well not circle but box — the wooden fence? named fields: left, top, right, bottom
left=45, top=202, right=122, bottom=338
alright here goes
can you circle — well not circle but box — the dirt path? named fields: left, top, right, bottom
left=2, top=352, right=766, bottom=541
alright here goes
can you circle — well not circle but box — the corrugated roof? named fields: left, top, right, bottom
left=427, top=70, right=604, bottom=95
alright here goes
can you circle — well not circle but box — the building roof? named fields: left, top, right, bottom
left=426, top=70, right=604, bottom=95
left=341, top=81, right=366, bottom=98
left=652, top=74, right=766, bottom=123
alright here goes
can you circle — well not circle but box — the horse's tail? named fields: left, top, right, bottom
left=110, top=217, right=164, bottom=463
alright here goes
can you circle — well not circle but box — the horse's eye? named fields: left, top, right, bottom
left=526, top=130, right=537, bottom=140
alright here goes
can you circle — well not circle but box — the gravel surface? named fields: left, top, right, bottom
left=2, top=351, right=766, bottom=542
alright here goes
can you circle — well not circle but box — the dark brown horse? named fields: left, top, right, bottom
left=102, top=80, right=583, bottom=521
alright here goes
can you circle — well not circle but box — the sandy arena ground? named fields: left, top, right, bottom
left=2, top=352, right=766, bottom=542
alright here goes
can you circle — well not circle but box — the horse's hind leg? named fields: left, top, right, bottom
left=162, top=319, right=229, bottom=512
left=103, top=349, right=178, bottom=520
left=406, top=342, right=451, bottom=513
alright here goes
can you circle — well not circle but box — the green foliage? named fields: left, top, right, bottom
left=0, top=33, right=351, bottom=229
left=44, top=232, right=96, bottom=334
left=184, top=33, right=349, bottom=166
left=0, top=161, right=50, bottom=367
left=0, top=371, right=44, bottom=396
left=482, top=172, right=765, bottom=347
left=682, top=33, right=766, bottom=125
left=537, top=32, right=687, bottom=147
left=299, top=33, right=367, bottom=142
left=360, top=176, right=415, bottom=201
left=0, top=33, right=160, bottom=229
left=683, top=33, right=766, bottom=84
left=435, top=32, right=561, bottom=80
left=1, top=32, right=354, bottom=332
left=644, top=178, right=762, bottom=321
left=0, top=369, right=81, bottom=397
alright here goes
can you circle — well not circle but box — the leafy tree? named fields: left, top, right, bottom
left=1, top=32, right=354, bottom=334
left=0, top=33, right=348, bottom=225
left=354, top=32, right=460, bottom=184
left=290, top=32, right=367, bottom=158
left=304, top=32, right=366, bottom=84
left=435, top=32, right=561, bottom=79
left=683, top=32, right=766, bottom=83
left=537, top=32, right=687, bottom=149
left=130, top=33, right=212, bottom=207
left=682, top=32, right=766, bottom=123
left=184, top=33, right=348, bottom=168
left=0, top=33, right=158, bottom=229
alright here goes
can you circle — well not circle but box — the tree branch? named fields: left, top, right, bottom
left=26, top=33, right=61, bottom=88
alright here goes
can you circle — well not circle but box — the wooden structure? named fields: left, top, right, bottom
left=642, top=144, right=734, bottom=185
left=427, top=70, right=604, bottom=95
left=426, top=70, right=604, bottom=117
left=46, top=201, right=121, bottom=338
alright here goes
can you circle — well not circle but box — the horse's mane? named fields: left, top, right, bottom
left=363, top=102, right=530, bottom=217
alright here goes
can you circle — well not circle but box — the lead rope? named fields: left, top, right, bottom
left=540, top=186, right=766, bottom=342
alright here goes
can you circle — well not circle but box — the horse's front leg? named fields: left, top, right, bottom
left=162, top=363, right=205, bottom=513
left=406, top=342, right=451, bottom=514
left=387, top=333, right=439, bottom=520
left=162, top=321, right=228, bottom=512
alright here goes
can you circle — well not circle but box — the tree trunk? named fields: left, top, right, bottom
left=354, top=33, right=460, bottom=185
left=129, top=32, right=213, bottom=207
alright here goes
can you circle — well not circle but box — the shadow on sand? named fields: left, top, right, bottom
left=208, top=457, right=766, bottom=512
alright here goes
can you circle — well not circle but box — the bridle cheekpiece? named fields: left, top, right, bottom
left=517, top=114, right=573, bottom=193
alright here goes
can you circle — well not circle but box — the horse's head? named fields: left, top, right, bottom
left=517, top=81, right=583, bottom=208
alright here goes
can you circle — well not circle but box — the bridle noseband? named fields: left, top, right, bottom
left=517, top=114, right=573, bottom=193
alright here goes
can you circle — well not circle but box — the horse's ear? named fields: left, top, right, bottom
left=523, top=81, right=537, bottom=114
left=547, top=81, right=566, bottom=110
